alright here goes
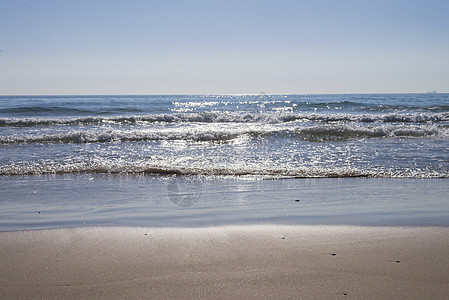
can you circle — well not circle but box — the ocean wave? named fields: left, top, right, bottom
left=0, top=127, right=272, bottom=144
left=294, top=124, right=448, bottom=142
left=1, top=123, right=447, bottom=144
left=359, top=104, right=449, bottom=113
left=0, top=106, right=144, bottom=115
left=1, top=162, right=447, bottom=178
left=1, top=111, right=447, bottom=127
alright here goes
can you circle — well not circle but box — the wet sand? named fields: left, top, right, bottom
left=1, top=225, right=448, bottom=299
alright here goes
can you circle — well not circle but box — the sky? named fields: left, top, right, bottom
left=1, top=0, right=448, bottom=95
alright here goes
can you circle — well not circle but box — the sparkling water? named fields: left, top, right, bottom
left=1, top=94, right=448, bottom=178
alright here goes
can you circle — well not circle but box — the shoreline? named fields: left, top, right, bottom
left=1, top=225, right=448, bottom=299
left=1, top=176, right=448, bottom=231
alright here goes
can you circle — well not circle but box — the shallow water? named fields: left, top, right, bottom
left=1, top=175, right=448, bottom=231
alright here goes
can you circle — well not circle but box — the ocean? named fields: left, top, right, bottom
left=1, top=94, right=448, bottom=230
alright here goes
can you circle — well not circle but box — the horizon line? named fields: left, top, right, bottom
left=0, top=91, right=447, bottom=97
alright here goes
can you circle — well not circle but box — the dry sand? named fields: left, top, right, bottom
left=1, top=225, right=448, bottom=299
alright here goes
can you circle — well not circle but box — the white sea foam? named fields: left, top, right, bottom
left=295, top=124, right=448, bottom=141
left=0, top=111, right=447, bottom=127
left=1, top=123, right=447, bottom=144
left=1, top=159, right=448, bottom=178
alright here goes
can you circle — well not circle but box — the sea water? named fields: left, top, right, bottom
left=1, top=94, right=448, bottom=230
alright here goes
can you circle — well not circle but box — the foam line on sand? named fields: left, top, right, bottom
left=1, top=225, right=449, bottom=299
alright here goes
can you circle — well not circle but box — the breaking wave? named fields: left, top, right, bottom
left=1, top=161, right=447, bottom=178
left=295, top=124, right=448, bottom=142
left=1, top=111, right=448, bottom=127
left=1, top=124, right=447, bottom=144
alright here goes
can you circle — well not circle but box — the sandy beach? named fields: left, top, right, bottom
left=1, top=225, right=448, bottom=299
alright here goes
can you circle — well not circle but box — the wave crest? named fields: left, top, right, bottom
left=1, top=111, right=447, bottom=127
left=1, top=124, right=447, bottom=144
left=1, top=162, right=447, bottom=178
left=295, top=124, right=447, bottom=142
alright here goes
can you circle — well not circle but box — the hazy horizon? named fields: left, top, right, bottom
left=0, top=92, right=447, bottom=97
left=1, top=0, right=448, bottom=95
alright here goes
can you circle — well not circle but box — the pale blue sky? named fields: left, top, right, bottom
left=1, top=0, right=448, bottom=95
